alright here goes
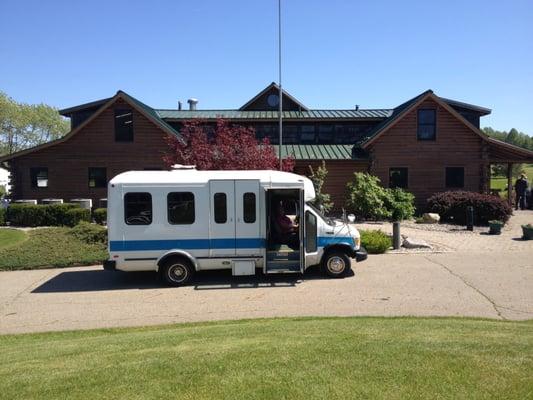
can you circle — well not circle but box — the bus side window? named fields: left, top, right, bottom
left=214, top=193, right=227, bottom=224
left=125, top=192, right=152, bottom=225
left=243, top=192, right=256, bottom=223
left=305, top=211, right=317, bottom=252
left=168, top=192, right=195, bottom=224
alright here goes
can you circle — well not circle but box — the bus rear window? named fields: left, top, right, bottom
left=124, top=192, right=152, bottom=225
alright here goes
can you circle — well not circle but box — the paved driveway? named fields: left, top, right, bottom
left=1, top=248, right=532, bottom=334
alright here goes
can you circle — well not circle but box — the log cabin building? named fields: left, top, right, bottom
left=1, top=83, right=532, bottom=210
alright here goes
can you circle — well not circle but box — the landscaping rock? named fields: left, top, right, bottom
left=422, top=213, right=440, bottom=224
left=402, top=237, right=432, bottom=249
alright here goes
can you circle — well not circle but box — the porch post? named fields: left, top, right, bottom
left=507, top=162, right=513, bottom=206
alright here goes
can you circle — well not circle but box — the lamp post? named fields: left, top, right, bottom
left=278, top=0, right=283, bottom=170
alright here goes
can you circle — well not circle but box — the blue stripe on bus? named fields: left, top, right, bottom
left=109, top=238, right=265, bottom=252
left=110, top=237, right=354, bottom=252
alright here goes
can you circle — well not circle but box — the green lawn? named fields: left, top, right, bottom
left=0, top=318, right=531, bottom=399
left=0, top=228, right=27, bottom=250
left=0, top=227, right=106, bottom=270
left=491, top=163, right=533, bottom=195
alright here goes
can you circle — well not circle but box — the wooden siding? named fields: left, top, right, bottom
left=367, top=99, right=485, bottom=209
left=9, top=98, right=169, bottom=206
left=294, top=160, right=368, bottom=211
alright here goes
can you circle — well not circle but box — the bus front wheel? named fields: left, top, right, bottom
left=322, top=251, right=351, bottom=278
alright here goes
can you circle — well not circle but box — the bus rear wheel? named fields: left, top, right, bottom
left=161, top=257, right=194, bottom=286
left=322, top=251, right=351, bottom=278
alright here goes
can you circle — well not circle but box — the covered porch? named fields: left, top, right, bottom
left=485, top=138, right=533, bottom=205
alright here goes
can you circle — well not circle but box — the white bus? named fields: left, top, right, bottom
left=104, top=168, right=367, bottom=286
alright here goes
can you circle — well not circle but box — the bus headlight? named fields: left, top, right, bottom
left=355, top=236, right=361, bottom=248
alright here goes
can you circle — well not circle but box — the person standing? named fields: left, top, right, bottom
left=514, top=173, right=529, bottom=210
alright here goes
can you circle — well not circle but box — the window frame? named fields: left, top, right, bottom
left=30, top=167, right=48, bottom=188
left=167, top=192, right=195, bottom=225
left=445, top=167, right=465, bottom=189
left=243, top=192, right=256, bottom=223
left=389, top=167, right=409, bottom=189
left=88, top=167, right=107, bottom=188
left=124, top=192, right=152, bottom=226
left=114, top=108, right=134, bottom=142
left=213, top=192, right=227, bottom=224
left=417, top=109, right=437, bottom=141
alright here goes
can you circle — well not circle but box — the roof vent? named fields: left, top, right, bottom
left=178, top=101, right=182, bottom=111
left=171, top=164, right=197, bottom=170
left=187, top=98, right=198, bottom=111
left=355, top=105, right=359, bottom=111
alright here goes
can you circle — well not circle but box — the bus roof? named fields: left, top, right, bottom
left=110, top=169, right=316, bottom=200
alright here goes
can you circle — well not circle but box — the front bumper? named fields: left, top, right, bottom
left=354, top=246, right=368, bottom=262
left=103, top=260, right=116, bottom=271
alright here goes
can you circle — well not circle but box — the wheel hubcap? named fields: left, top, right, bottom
left=327, top=256, right=345, bottom=273
left=168, top=264, right=187, bottom=283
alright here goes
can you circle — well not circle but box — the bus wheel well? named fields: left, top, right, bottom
left=157, top=252, right=197, bottom=273
left=322, top=244, right=355, bottom=260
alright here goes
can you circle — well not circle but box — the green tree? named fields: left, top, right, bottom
left=0, top=92, right=69, bottom=156
left=308, top=161, right=334, bottom=213
left=345, top=172, right=391, bottom=220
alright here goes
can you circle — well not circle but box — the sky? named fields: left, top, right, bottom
left=1, top=0, right=532, bottom=134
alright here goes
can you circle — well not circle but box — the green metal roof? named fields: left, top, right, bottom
left=156, top=109, right=392, bottom=120
left=272, top=144, right=363, bottom=160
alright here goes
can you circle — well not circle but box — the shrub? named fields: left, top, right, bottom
left=360, top=230, right=391, bottom=254
left=70, top=221, right=107, bottom=244
left=6, top=203, right=83, bottom=227
left=383, top=188, right=416, bottom=221
left=93, top=208, right=107, bottom=225
left=427, top=191, right=512, bottom=225
left=7, top=204, right=48, bottom=227
left=345, top=173, right=416, bottom=221
left=0, top=208, right=5, bottom=226
left=346, top=173, right=391, bottom=220
left=64, top=208, right=91, bottom=227
left=308, top=161, right=334, bottom=213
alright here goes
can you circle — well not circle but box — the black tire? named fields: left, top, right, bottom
left=160, top=257, right=195, bottom=287
left=322, top=251, right=351, bottom=278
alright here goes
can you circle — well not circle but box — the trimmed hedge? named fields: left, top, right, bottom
left=93, top=208, right=107, bottom=225
left=70, top=221, right=107, bottom=244
left=427, top=191, right=512, bottom=225
left=360, top=230, right=391, bottom=254
left=6, top=203, right=90, bottom=227
left=0, top=208, right=5, bottom=226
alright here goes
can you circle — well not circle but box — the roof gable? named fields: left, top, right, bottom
left=239, top=82, right=309, bottom=111
left=0, top=91, right=181, bottom=163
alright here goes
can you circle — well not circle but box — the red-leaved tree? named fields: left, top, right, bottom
left=163, top=119, right=295, bottom=171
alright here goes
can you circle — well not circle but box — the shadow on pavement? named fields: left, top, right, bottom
left=31, top=265, right=345, bottom=293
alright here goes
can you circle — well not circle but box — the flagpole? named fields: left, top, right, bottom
left=278, top=0, right=283, bottom=171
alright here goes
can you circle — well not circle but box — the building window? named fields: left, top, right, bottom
left=283, top=125, right=299, bottom=144
left=389, top=168, right=408, bottom=189
left=30, top=167, right=48, bottom=188
left=300, top=125, right=316, bottom=144
left=168, top=192, right=195, bottom=224
left=417, top=109, right=436, bottom=140
left=88, top=167, right=107, bottom=188
left=243, top=192, right=256, bottom=223
left=213, top=193, right=227, bottom=224
left=124, top=192, right=152, bottom=225
left=115, top=108, right=134, bottom=142
left=445, top=167, right=465, bottom=188
left=317, top=125, right=334, bottom=143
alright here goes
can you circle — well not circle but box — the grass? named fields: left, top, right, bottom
left=491, top=163, right=533, bottom=196
left=0, top=227, right=107, bottom=270
left=0, top=317, right=531, bottom=399
left=360, top=229, right=392, bottom=254
left=0, top=228, right=27, bottom=250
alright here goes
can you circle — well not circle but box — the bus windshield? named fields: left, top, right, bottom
left=306, top=202, right=335, bottom=226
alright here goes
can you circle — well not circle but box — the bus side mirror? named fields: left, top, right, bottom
left=347, top=214, right=355, bottom=223
left=320, top=204, right=325, bottom=214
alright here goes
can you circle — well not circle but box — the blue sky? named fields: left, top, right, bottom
left=1, top=0, right=532, bottom=134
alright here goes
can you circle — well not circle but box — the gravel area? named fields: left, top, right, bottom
left=353, top=209, right=533, bottom=253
